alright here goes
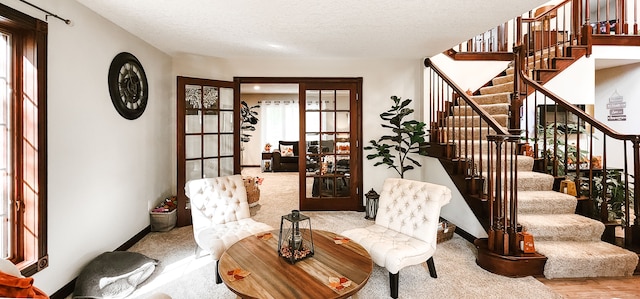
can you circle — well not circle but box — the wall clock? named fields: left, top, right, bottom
left=108, top=52, right=148, bottom=120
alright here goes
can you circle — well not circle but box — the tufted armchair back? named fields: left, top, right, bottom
left=375, top=178, right=452, bottom=245
left=185, top=175, right=250, bottom=231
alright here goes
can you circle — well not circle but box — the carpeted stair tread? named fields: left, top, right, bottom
left=513, top=171, right=554, bottom=191
left=453, top=103, right=509, bottom=116
left=446, top=114, right=509, bottom=127
left=468, top=92, right=511, bottom=105
left=492, top=74, right=514, bottom=85
left=518, top=214, right=604, bottom=241
left=517, top=191, right=577, bottom=214
left=535, top=240, right=639, bottom=279
left=481, top=170, right=554, bottom=192
left=480, top=82, right=513, bottom=95
left=475, top=154, right=534, bottom=172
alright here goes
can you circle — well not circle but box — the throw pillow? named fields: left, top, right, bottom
left=73, top=251, right=158, bottom=299
left=336, top=142, right=350, bottom=154
left=281, top=145, right=294, bottom=157
left=0, top=258, right=23, bottom=278
left=0, top=272, right=48, bottom=299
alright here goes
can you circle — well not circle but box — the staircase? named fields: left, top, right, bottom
left=433, top=64, right=639, bottom=279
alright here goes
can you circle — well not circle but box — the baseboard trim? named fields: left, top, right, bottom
left=452, top=224, right=476, bottom=244
left=50, top=225, right=151, bottom=299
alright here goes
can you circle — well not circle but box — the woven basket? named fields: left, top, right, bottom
left=437, top=222, right=456, bottom=243
left=243, top=176, right=261, bottom=207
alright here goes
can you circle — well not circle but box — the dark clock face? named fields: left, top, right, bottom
left=108, top=52, right=148, bottom=120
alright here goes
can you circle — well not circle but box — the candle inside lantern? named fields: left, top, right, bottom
left=289, top=210, right=302, bottom=250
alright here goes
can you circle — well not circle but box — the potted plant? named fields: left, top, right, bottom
left=364, top=96, right=427, bottom=178
left=240, top=100, right=260, bottom=146
left=579, top=170, right=635, bottom=224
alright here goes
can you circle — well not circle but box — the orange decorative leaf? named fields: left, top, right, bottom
left=227, top=268, right=251, bottom=281
left=257, top=232, right=273, bottom=240
left=333, top=237, right=350, bottom=244
left=328, top=276, right=351, bottom=290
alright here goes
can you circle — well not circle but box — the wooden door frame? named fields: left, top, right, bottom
left=177, top=76, right=235, bottom=227
left=234, top=77, right=364, bottom=211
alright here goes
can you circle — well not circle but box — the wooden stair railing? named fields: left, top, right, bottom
left=424, top=58, right=547, bottom=275
left=450, top=0, right=640, bottom=59
left=513, top=44, right=640, bottom=250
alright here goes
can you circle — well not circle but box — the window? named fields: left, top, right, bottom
left=0, top=3, right=48, bottom=276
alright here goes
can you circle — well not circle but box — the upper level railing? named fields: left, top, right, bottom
left=453, top=0, right=640, bottom=56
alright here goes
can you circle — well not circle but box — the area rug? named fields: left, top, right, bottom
left=124, top=168, right=562, bottom=299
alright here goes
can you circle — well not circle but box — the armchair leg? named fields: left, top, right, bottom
left=215, top=260, right=222, bottom=284
left=426, top=257, right=437, bottom=278
left=389, top=272, right=399, bottom=299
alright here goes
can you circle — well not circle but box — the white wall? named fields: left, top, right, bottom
left=423, top=158, right=488, bottom=238
left=3, top=0, right=174, bottom=293
left=429, top=54, right=510, bottom=93
left=544, top=56, right=595, bottom=105
left=172, top=56, right=425, bottom=199
left=593, top=62, right=640, bottom=172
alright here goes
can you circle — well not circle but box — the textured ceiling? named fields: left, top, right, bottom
left=75, top=0, right=548, bottom=59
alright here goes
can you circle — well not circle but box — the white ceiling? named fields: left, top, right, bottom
left=75, top=0, right=548, bottom=59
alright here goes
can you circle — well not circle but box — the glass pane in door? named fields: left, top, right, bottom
left=177, top=77, right=235, bottom=227
left=301, top=82, right=358, bottom=211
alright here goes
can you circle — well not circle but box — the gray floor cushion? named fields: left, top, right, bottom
left=73, top=251, right=158, bottom=299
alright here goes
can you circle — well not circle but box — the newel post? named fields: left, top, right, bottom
left=632, top=137, right=640, bottom=246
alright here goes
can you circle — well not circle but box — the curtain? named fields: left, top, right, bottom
left=261, top=100, right=299, bottom=150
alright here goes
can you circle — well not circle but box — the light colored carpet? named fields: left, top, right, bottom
left=124, top=168, right=562, bottom=299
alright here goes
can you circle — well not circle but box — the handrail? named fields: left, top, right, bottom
left=424, top=59, right=509, bottom=136
left=514, top=44, right=639, bottom=247
left=425, top=58, right=521, bottom=256
left=519, top=69, right=638, bottom=142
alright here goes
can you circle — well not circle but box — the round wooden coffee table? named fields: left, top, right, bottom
left=219, top=229, right=373, bottom=298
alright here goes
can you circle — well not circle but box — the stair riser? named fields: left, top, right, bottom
left=453, top=141, right=517, bottom=157
left=517, top=191, right=578, bottom=214
left=474, top=155, right=533, bottom=173
left=482, top=173, right=554, bottom=192
left=524, top=223, right=604, bottom=242
left=535, top=241, right=639, bottom=279
left=445, top=128, right=498, bottom=141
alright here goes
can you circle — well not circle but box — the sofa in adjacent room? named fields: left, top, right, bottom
left=271, top=141, right=299, bottom=172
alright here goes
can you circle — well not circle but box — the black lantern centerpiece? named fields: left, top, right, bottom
left=278, top=210, right=314, bottom=264
left=365, top=188, right=380, bottom=220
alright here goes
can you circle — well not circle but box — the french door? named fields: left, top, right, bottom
left=176, top=77, right=236, bottom=226
left=300, top=81, right=362, bottom=210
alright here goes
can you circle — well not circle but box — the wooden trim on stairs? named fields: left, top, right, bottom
left=475, top=238, right=547, bottom=277
left=444, top=49, right=513, bottom=61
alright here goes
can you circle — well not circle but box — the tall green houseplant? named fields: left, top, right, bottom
left=365, top=96, right=427, bottom=178
left=240, top=100, right=260, bottom=145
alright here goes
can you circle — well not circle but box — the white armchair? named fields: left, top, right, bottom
left=341, top=178, right=451, bottom=298
left=185, top=175, right=273, bottom=283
